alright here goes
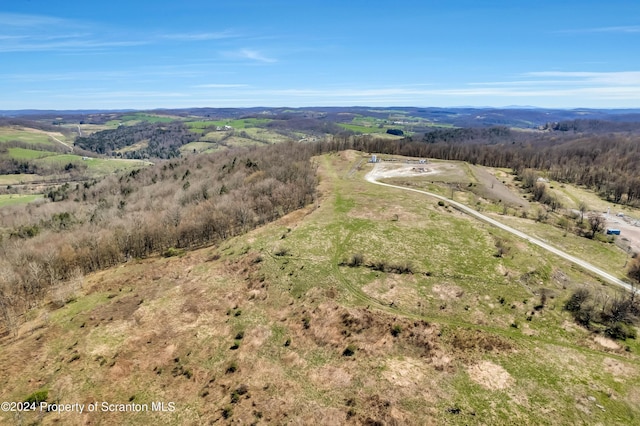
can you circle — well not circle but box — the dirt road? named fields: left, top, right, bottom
left=366, top=163, right=633, bottom=292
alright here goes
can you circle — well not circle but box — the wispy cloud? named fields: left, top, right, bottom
left=0, top=38, right=147, bottom=53
left=0, top=12, right=66, bottom=27
left=227, top=48, right=277, bottom=63
left=524, top=71, right=640, bottom=85
left=556, top=25, right=640, bottom=34
left=195, top=83, right=249, bottom=88
left=161, top=30, right=240, bottom=41
left=0, top=12, right=147, bottom=53
left=434, top=71, right=640, bottom=101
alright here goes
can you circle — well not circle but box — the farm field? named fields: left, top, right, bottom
left=0, top=127, right=63, bottom=146
left=6, top=147, right=58, bottom=160
left=0, top=193, right=42, bottom=207
left=0, top=174, right=39, bottom=185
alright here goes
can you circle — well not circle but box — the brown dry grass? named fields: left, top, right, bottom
left=467, top=361, right=514, bottom=390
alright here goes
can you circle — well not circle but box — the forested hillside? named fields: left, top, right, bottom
left=0, top=142, right=318, bottom=332
left=75, top=122, right=198, bottom=159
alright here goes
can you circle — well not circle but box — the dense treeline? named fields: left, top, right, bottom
left=541, top=119, right=640, bottom=133
left=265, top=117, right=346, bottom=136
left=421, top=126, right=516, bottom=144
left=0, top=142, right=318, bottom=332
left=74, top=122, right=198, bottom=159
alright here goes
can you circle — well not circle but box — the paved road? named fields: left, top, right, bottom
left=365, top=164, right=633, bottom=292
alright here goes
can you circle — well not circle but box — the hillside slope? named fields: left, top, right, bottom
left=1, top=151, right=639, bottom=425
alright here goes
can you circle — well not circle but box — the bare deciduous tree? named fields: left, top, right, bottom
left=587, top=213, right=605, bottom=239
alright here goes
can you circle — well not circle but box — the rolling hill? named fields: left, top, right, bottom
left=1, top=150, right=639, bottom=425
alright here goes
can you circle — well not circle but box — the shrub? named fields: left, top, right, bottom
left=391, top=324, right=402, bottom=337
left=24, top=389, right=48, bottom=404
left=605, top=322, right=637, bottom=340
left=226, top=361, right=238, bottom=374
left=274, top=247, right=289, bottom=256
left=564, top=289, right=590, bottom=312
left=342, top=344, right=356, bottom=357
left=388, top=262, right=414, bottom=274
left=348, top=253, right=364, bottom=267
left=222, top=405, right=233, bottom=419
left=163, top=247, right=185, bottom=258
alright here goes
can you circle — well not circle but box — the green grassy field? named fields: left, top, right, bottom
left=186, top=117, right=272, bottom=130
left=6, top=147, right=58, bottom=160
left=0, top=193, right=42, bottom=207
left=184, top=120, right=219, bottom=130
left=82, top=158, right=151, bottom=174
left=0, top=128, right=58, bottom=146
left=119, top=113, right=177, bottom=124
left=179, top=141, right=219, bottom=154
left=337, top=123, right=386, bottom=134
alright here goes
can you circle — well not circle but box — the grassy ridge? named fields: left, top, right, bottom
left=1, top=151, right=639, bottom=425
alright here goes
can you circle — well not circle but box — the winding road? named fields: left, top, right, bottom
left=365, top=163, right=633, bottom=292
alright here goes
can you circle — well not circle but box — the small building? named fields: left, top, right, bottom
left=606, top=229, right=621, bottom=235
left=370, top=155, right=378, bottom=163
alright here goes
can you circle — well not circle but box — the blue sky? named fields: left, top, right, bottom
left=1, top=0, right=639, bottom=109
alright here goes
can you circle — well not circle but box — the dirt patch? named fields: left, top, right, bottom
left=340, top=150, right=359, bottom=161
left=383, top=358, right=426, bottom=387
left=366, top=162, right=449, bottom=182
left=85, top=293, right=144, bottom=327
left=593, top=335, right=621, bottom=350
left=603, top=357, right=637, bottom=381
left=310, top=365, right=352, bottom=389
left=467, top=361, right=513, bottom=390
left=470, top=165, right=528, bottom=208
left=496, top=263, right=508, bottom=276
left=363, top=275, right=420, bottom=306
left=432, top=283, right=464, bottom=300
left=244, top=325, right=271, bottom=350
left=561, top=320, right=580, bottom=333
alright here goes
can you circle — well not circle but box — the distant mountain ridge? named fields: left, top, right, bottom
left=3, top=107, right=640, bottom=129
